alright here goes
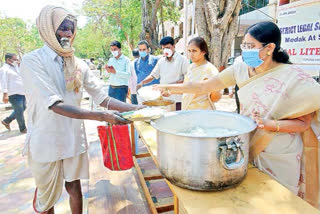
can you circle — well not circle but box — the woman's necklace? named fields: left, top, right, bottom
left=248, top=67, right=258, bottom=77
left=249, top=61, right=279, bottom=77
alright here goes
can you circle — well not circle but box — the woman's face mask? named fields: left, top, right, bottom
left=241, top=48, right=265, bottom=68
left=240, top=34, right=271, bottom=68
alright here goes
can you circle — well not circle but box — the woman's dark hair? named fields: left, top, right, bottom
left=188, top=37, right=210, bottom=61
left=246, top=21, right=291, bottom=64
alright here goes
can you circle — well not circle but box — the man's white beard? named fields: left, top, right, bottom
left=60, top=37, right=71, bottom=49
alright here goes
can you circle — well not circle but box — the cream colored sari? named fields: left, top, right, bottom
left=219, top=63, right=320, bottom=209
left=182, top=62, right=219, bottom=110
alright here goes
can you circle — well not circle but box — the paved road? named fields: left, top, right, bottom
left=0, top=96, right=237, bottom=213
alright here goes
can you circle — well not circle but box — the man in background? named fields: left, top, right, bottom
left=134, top=40, right=159, bottom=89
left=1, top=53, right=26, bottom=133
left=137, top=36, right=189, bottom=110
left=106, top=41, right=131, bottom=102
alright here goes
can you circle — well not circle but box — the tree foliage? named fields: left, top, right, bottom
left=73, top=21, right=113, bottom=60
left=140, top=0, right=180, bottom=53
left=82, top=0, right=142, bottom=52
left=0, top=16, right=43, bottom=62
left=0, top=0, right=181, bottom=63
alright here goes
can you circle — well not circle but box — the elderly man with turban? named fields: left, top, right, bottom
left=20, top=5, right=141, bottom=214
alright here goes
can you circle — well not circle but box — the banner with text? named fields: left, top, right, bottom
left=278, top=0, right=320, bottom=65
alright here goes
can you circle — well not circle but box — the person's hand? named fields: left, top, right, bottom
left=110, top=67, right=116, bottom=74
left=101, top=110, right=132, bottom=125
left=252, top=111, right=265, bottom=129
left=152, top=84, right=171, bottom=97
left=105, top=65, right=116, bottom=74
left=134, top=104, right=146, bottom=110
left=3, top=94, right=9, bottom=104
left=161, top=89, right=171, bottom=97
left=229, top=93, right=234, bottom=98
left=252, top=111, right=275, bottom=131
left=136, top=83, right=143, bottom=91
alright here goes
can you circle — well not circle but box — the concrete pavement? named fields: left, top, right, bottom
left=0, top=96, right=236, bottom=213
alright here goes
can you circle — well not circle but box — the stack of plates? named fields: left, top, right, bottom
left=121, top=108, right=165, bottom=121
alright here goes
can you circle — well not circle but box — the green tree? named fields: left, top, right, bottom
left=82, top=0, right=141, bottom=52
left=0, top=16, right=42, bottom=62
left=141, top=0, right=180, bottom=52
left=73, top=22, right=112, bottom=60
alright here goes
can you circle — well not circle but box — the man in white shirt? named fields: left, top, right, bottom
left=137, top=36, right=189, bottom=110
left=1, top=53, right=27, bottom=133
left=20, top=6, right=141, bottom=214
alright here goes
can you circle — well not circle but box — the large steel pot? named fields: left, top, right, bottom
left=151, top=110, right=256, bottom=191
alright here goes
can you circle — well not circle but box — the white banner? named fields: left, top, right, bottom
left=278, top=0, right=320, bottom=65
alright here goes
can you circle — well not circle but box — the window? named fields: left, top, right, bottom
left=188, top=18, right=192, bottom=36
left=240, top=0, right=269, bottom=15
left=179, top=0, right=184, bottom=9
left=179, top=22, right=184, bottom=37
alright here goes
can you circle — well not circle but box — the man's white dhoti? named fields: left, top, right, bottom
left=29, top=152, right=89, bottom=213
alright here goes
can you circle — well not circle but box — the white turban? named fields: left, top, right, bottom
left=36, top=5, right=82, bottom=92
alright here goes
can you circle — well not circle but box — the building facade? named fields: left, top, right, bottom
left=160, top=0, right=320, bottom=77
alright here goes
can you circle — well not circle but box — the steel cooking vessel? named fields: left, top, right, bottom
left=151, top=110, right=256, bottom=191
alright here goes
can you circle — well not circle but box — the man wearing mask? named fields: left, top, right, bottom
left=106, top=41, right=131, bottom=102
left=20, top=6, right=141, bottom=214
left=134, top=40, right=159, bottom=89
left=1, top=53, right=27, bottom=133
left=137, top=36, right=189, bottom=110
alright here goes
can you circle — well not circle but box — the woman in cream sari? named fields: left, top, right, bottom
left=167, top=37, right=221, bottom=110
left=156, top=21, right=320, bottom=209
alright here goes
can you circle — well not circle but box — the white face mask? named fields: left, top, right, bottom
left=111, top=51, right=119, bottom=57
left=12, top=61, right=18, bottom=67
left=163, top=48, right=173, bottom=57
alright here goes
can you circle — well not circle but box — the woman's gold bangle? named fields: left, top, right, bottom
left=274, top=120, right=280, bottom=132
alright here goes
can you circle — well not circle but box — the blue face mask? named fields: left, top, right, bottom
left=242, top=49, right=264, bottom=68
left=139, top=51, right=148, bottom=58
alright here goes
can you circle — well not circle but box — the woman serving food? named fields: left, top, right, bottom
left=180, top=37, right=221, bottom=110
left=155, top=21, right=320, bottom=209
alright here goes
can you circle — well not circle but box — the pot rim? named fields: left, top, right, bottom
left=151, top=110, right=257, bottom=138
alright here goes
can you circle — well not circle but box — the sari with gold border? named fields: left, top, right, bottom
left=219, top=63, right=320, bottom=209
